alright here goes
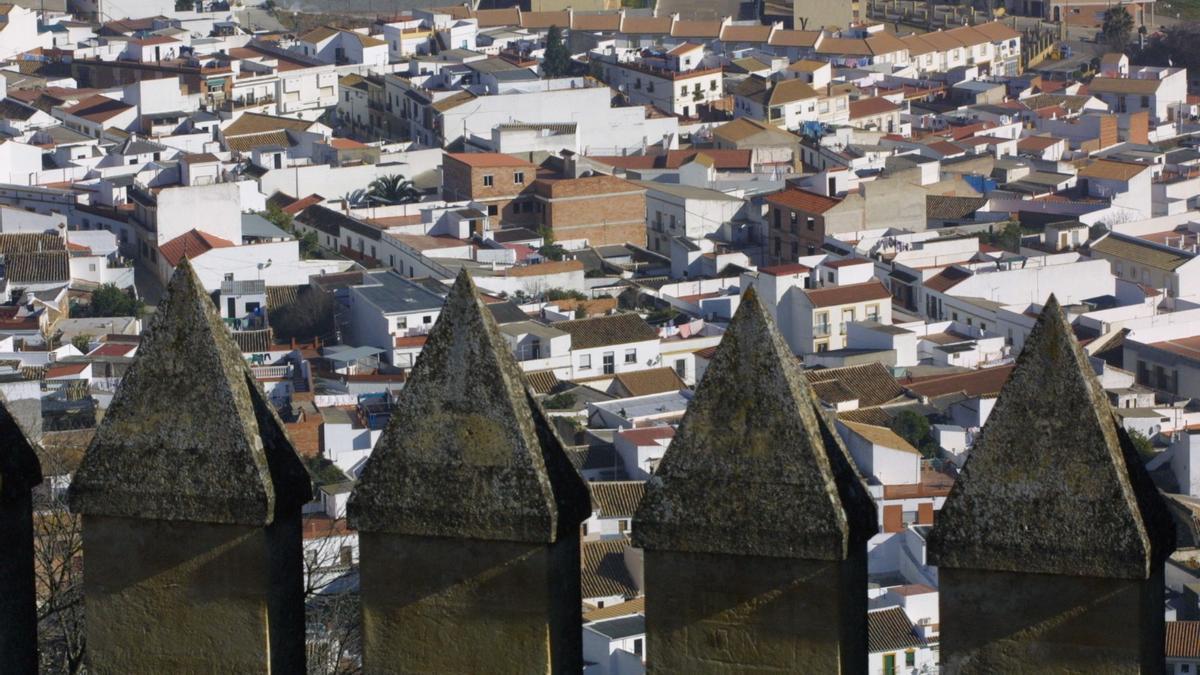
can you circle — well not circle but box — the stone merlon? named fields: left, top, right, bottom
left=0, top=399, right=41, bottom=497
left=928, top=295, right=1175, bottom=579
left=633, top=286, right=877, bottom=560
left=348, top=270, right=590, bottom=542
left=68, top=259, right=312, bottom=525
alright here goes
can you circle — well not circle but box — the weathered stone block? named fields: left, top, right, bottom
left=82, top=514, right=304, bottom=674
left=359, top=531, right=581, bottom=675
left=644, top=549, right=867, bottom=674
left=939, top=567, right=1165, bottom=673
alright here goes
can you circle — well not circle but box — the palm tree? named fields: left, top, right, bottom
left=367, top=174, right=421, bottom=205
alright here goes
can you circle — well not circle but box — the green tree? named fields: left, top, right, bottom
left=890, top=410, right=939, bottom=459
left=1127, top=428, right=1156, bottom=460
left=542, top=25, right=572, bottom=78
left=70, top=334, right=93, bottom=353
left=260, top=204, right=322, bottom=259
left=367, top=174, right=421, bottom=204
left=537, top=225, right=567, bottom=261
left=71, top=284, right=144, bottom=319
left=1102, top=5, right=1135, bottom=52
left=980, top=221, right=1024, bottom=253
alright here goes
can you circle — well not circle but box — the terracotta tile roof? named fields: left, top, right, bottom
left=7, top=251, right=69, bottom=284
left=520, top=10, right=569, bottom=29
left=620, top=15, right=672, bottom=34
left=617, top=425, right=674, bottom=445
left=0, top=233, right=64, bottom=254
left=1017, top=135, right=1062, bottom=151
left=223, top=112, right=315, bottom=137
left=581, top=538, right=638, bottom=599
left=1166, top=621, right=1200, bottom=658
left=926, top=195, right=986, bottom=220
left=904, top=364, right=1014, bottom=398
left=158, top=229, right=236, bottom=266
left=925, top=140, right=965, bottom=156
left=225, top=130, right=292, bottom=153
left=868, top=607, right=926, bottom=653
left=572, top=13, right=621, bottom=31
left=842, top=420, right=920, bottom=454
left=281, top=193, right=323, bottom=215
left=923, top=266, right=972, bottom=293
left=720, top=24, right=772, bottom=42
left=61, top=94, right=132, bottom=123
left=233, top=328, right=273, bottom=353
left=1087, top=76, right=1163, bottom=96
left=523, top=368, right=561, bottom=394
left=1078, top=158, right=1148, bottom=182
left=613, top=367, right=686, bottom=397
left=766, top=187, right=841, bottom=214
left=802, top=280, right=891, bottom=308
left=971, top=20, right=1021, bottom=41
left=1091, top=234, right=1192, bottom=272
left=816, top=37, right=872, bottom=56
left=768, top=29, right=821, bottom=47
left=806, top=362, right=905, bottom=407
left=760, top=263, right=811, bottom=275
left=849, top=96, right=900, bottom=119
left=89, top=342, right=136, bottom=357
left=554, top=313, right=658, bottom=349
left=474, top=7, right=520, bottom=27
left=670, top=19, right=721, bottom=38
left=583, top=597, right=644, bottom=622
left=590, top=481, right=645, bottom=518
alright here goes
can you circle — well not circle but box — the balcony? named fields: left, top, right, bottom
left=218, top=94, right=274, bottom=112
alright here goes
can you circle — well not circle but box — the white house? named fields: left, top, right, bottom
left=555, top=313, right=662, bottom=380
left=582, top=616, right=646, bottom=675
left=613, top=426, right=674, bottom=480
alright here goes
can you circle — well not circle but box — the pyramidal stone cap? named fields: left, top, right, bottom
left=348, top=270, right=589, bottom=543
left=928, top=296, right=1174, bottom=579
left=0, top=397, right=41, bottom=498
left=69, top=260, right=312, bottom=526
left=633, top=287, right=876, bottom=560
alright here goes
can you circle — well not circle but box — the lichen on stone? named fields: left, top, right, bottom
left=68, top=259, right=311, bottom=526
left=348, top=270, right=589, bottom=543
left=928, top=295, right=1175, bottom=579
left=632, top=287, right=877, bottom=560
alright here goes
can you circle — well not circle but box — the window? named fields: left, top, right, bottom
left=815, top=341, right=829, bottom=352
left=581, top=522, right=589, bottom=536
left=397, top=317, right=408, bottom=330
left=487, top=204, right=498, bottom=216
left=618, top=519, right=629, bottom=532
left=773, top=209, right=781, bottom=229
left=905, top=651, right=915, bottom=667
left=514, top=171, right=525, bottom=184
left=675, top=358, right=686, bottom=378
left=841, top=308, right=855, bottom=326
left=625, top=348, right=637, bottom=364
left=483, top=174, right=494, bottom=187
left=806, top=216, right=815, bottom=231
left=603, top=352, right=615, bottom=375
left=814, top=311, right=830, bottom=336
left=866, top=304, right=879, bottom=321
left=790, top=211, right=798, bottom=225
left=633, top=638, right=643, bottom=655
left=580, top=354, right=592, bottom=369
left=423, top=315, right=432, bottom=324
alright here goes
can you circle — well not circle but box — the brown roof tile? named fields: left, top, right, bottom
left=554, top=313, right=658, bottom=349
left=590, top=481, right=646, bottom=518
left=803, top=280, right=891, bottom=308
left=766, top=187, right=841, bottom=213
left=581, top=538, right=638, bottom=599
left=868, top=607, right=926, bottom=653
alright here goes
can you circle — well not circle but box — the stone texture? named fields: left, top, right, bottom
left=928, top=296, right=1174, bottom=579
left=67, top=261, right=309, bottom=673
left=633, top=288, right=874, bottom=674
left=938, top=566, right=1164, bottom=673
left=645, top=549, right=868, bottom=674
left=0, top=398, right=42, bottom=674
left=69, top=259, right=312, bottom=526
left=633, top=286, right=876, bottom=560
left=348, top=269, right=589, bottom=542
left=82, top=513, right=305, bottom=674
left=349, top=270, right=589, bottom=674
